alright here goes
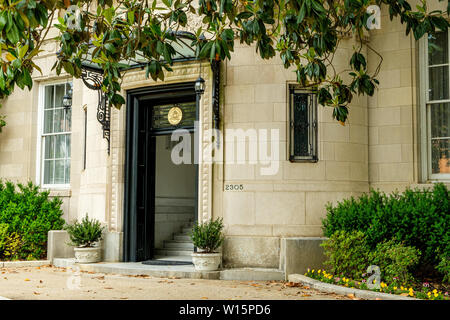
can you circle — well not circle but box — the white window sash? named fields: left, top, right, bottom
left=36, top=81, right=72, bottom=189
left=421, top=33, right=450, bottom=181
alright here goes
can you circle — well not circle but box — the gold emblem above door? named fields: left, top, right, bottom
left=167, top=106, right=183, bottom=125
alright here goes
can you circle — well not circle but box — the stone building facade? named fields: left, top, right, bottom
left=0, top=2, right=449, bottom=271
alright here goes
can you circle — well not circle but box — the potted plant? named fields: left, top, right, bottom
left=64, top=214, right=105, bottom=263
left=190, top=218, right=224, bottom=271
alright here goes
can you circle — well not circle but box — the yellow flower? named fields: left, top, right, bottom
left=409, top=291, right=414, bottom=297
left=433, top=289, right=438, bottom=294
left=318, top=269, right=321, bottom=273
left=400, top=286, right=404, bottom=290
left=427, top=292, right=431, bottom=296
left=312, top=269, right=315, bottom=273
left=394, top=287, right=397, bottom=291
left=434, top=293, right=438, bottom=298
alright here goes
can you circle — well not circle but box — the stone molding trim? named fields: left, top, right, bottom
left=109, top=60, right=215, bottom=230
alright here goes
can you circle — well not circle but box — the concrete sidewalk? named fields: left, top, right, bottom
left=0, top=265, right=351, bottom=300
left=52, top=258, right=285, bottom=281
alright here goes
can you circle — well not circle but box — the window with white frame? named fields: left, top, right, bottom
left=39, top=82, right=72, bottom=187
left=423, top=31, right=450, bottom=179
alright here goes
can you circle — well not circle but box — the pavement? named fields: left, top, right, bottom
left=0, top=265, right=353, bottom=300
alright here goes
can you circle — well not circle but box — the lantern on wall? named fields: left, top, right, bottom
left=62, top=83, right=73, bottom=110
left=194, top=76, right=205, bottom=95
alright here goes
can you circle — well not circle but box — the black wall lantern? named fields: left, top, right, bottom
left=62, top=83, right=72, bottom=110
left=195, top=76, right=205, bottom=95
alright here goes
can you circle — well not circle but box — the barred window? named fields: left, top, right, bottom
left=289, top=86, right=318, bottom=162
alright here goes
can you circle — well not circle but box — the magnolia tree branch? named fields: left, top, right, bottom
left=0, top=0, right=449, bottom=125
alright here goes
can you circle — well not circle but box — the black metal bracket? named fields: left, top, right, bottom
left=211, top=60, right=220, bottom=131
left=210, top=60, right=221, bottom=147
left=81, top=68, right=111, bottom=154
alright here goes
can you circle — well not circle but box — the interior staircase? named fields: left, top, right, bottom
left=154, top=220, right=194, bottom=261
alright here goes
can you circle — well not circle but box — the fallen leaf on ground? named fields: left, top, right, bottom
left=301, top=294, right=311, bottom=297
left=24, top=278, right=30, bottom=281
left=39, top=280, right=43, bottom=283
left=347, top=294, right=355, bottom=299
left=201, top=297, right=208, bottom=299
left=104, top=287, right=114, bottom=289
left=286, top=282, right=301, bottom=287
left=120, top=297, right=128, bottom=300
left=33, top=292, right=41, bottom=295
left=400, top=293, right=409, bottom=297
left=94, top=276, right=105, bottom=280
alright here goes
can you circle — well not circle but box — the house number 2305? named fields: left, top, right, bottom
left=225, top=184, right=244, bottom=191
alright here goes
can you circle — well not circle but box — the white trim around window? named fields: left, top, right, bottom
left=36, top=80, right=73, bottom=189
left=419, top=32, right=450, bottom=181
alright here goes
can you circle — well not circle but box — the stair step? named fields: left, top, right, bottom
left=155, top=197, right=196, bottom=207
left=183, top=221, right=194, bottom=227
left=164, top=240, right=194, bottom=250
left=174, top=234, right=191, bottom=241
left=155, top=206, right=195, bottom=214
left=182, top=227, right=193, bottom=234
left=155, top=248, right=193, bottom=256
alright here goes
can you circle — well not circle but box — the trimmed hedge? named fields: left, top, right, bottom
left=0, top=180, right=65, bottom=260
left=322, top=183, right=449, bottom=272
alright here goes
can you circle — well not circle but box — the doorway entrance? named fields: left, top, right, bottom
left=123, top=82, right=198, bottom=262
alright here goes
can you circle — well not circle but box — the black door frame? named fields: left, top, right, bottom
left=123, top=82, right=198, bottom=262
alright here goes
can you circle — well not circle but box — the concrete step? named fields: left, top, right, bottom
left=183, top=221, right=194, bottom=226
left=153, top=255, right=192, bottom=263
left=155, top=197, right=196, bottom=207
left=174, top=234, right=191, bottom=241
left=155, top=206, right=195, bottom=214
left=220, top=268, right=285, bottom=281
left=155, top=248, right=193, bottom=256
left=164, top=240, right=194, bottom=250
left=181, top=227, right=193, bottom=234
left=155, top=213, right=194, bottom=223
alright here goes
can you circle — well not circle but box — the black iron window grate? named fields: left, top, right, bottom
left=289, top=86, right=318, bottom=162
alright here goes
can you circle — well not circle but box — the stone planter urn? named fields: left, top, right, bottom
left=74, top=246, right=101, bottom=263
left=191, top=252, right=222, bottom=271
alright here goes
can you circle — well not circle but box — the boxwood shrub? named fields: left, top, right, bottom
left=0, top=180, right=65, bottom=260
left=322, top=183, right=449, bottom=275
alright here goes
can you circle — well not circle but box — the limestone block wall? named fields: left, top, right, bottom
left=366, top=5, right=419, bottom=193
left=217, top=37, right=371, bottom=267
left=1, top=3, right=447, bottom=266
